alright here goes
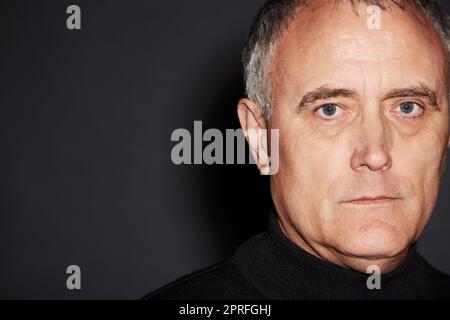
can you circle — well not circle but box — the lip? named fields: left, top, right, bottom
left=341, top=196, right=401, bottom=205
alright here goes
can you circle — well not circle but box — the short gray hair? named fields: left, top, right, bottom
left=242, top=0, right=450, bottom=119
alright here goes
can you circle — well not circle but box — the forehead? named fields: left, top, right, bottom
left=271, top=1, right=448, bottom=99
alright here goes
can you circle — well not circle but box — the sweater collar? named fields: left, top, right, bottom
left=232, top=208, right=425, bottom=299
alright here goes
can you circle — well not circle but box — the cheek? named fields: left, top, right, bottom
left=277, top=123, right=348, bottom=208
left=394, top=125, right=447, bottom=211
left=273, top=128, right=347, bottom=241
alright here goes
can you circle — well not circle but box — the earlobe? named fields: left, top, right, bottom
left=236, top=98, right=270, bottom=174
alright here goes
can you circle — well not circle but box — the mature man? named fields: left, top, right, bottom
left=148, top=0, right=450, bottom=299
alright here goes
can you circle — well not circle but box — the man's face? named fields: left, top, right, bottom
left=268, top=2, right=450, bottom=266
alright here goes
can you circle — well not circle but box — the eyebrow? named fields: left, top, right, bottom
left=297, top=86, right=357, bottom=110
left=382, top=84, right=439, bottom=109
left=297, top=84, right=440, bottom=111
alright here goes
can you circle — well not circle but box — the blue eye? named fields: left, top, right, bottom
left=396, top=102, right=423, bottom=117
left=316, top=104, right=343, bottom=119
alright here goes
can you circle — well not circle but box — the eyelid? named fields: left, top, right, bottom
left=396, top=100, right=425, bottom=109
left=404, top=99, right=424, bottom=106
left=389, top=99, right=425, bottom=109
left=313, top=102, right=343, bottom=111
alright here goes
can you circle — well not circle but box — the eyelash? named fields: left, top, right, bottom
left=313, top=101, right=426, bottom=121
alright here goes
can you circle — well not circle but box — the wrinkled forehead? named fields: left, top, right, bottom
left=270, top=1, right=448, bottom=99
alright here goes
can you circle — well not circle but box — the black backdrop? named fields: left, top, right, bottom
left=1, top=0, right=449, bottom=299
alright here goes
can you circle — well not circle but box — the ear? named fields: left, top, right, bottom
left=237, top=98, right=270, bottom=174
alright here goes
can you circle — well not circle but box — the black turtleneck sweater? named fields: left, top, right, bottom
left=146, top=211, right=450, bottom=300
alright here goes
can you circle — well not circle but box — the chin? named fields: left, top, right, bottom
left=335, top=221, right=411, bottom=260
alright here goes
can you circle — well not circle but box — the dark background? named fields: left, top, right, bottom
left=1, top=0, right=449, bottom=299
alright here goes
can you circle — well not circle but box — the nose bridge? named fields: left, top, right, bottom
left=362, top=108, right=386, bottom=144
left=351, top=103, right=392, bottom=172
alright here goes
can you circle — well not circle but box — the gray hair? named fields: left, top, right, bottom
left=242, top=0, right=450, bottom=119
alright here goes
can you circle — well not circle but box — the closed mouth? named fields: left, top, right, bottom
left=342, top=196, right=401, bottom=205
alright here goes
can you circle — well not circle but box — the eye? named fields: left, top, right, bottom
left=315, top=103, right=344, bottom=119
left=395, top=102, right=424, bottom=118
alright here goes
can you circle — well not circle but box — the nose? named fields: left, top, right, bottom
left=350, top=113, right=392, bottom=172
